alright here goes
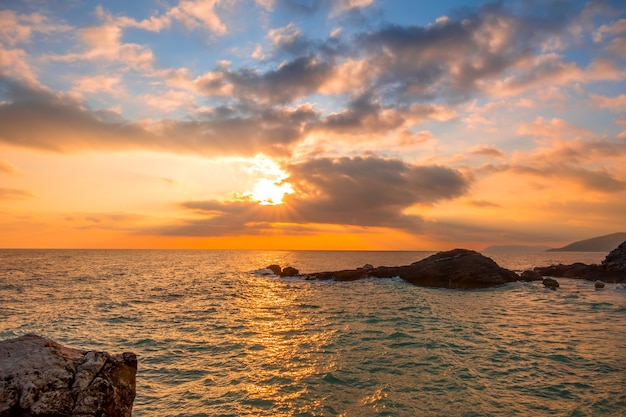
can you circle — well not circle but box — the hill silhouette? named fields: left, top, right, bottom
left=547, top=232, right=626, bottom=252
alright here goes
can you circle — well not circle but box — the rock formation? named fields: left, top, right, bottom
left=520, top=270, right=543, bottom=281
left=542, top=277, right=560, bottom=289
left=307, top=249, right=520, bottom=289
left=279, top=266, right=299, bottom=277
left=535, top=240, right=626, bottom=282
left=266, top=264, right=282, bottom=275
left=0, top=334, right=137, bottom=417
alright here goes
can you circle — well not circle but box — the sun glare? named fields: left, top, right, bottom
left=250, top=178, right=294, bottom=205
left=244, top=156, right=295, bottom=205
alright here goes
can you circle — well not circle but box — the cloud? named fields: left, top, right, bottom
left=0, top=44, right=40, bottom=87
left=0, top=160, right=17, bottom=175
left=267, top=23, right=306, bottom=51
left=0, top=187, right=34, bottom=200
left=357, top=2, right=572, bottom=98
left=477, top=117, right=626, bottom=194
left=195, top=55, right=332, bottom=104
left=49, top=22, right=155, bottom=73
left=140, top=90, right=196, bottom=112
left=152, top=156, right=470, bottom=236
left=470, top=145, right=505, bottom=158
left=329, top=0, right=375, bottom=17
left=0, top=10, right=71, bottom=45
left=0, top=78, right=316, bottom=156
left=591, top=94, right=626, bottom=112
left=309, top=94, right=456, bottom=141
left=593, top=18, right=626, bottom=52
left=71, top=74, right=124, bottom=97
left=97, top=1, right=226, bottom=34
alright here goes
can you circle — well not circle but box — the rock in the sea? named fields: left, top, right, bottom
left=601, top=240, right=626, bottom=271
left=543, top=277, right=560, bottom=289
left=361, top=264, right=374, bottom=271
left=279, top=266, right=299, bottom=277
left=266, top=264, right=282, bottom=275
left=308, top=249, right=519, bottom=289
left=595, top=280, right=605, bottom=289
left=0, top=334, right=137, bottom=417
left=534, top=262, right=593, bottom=278
left=520, top=270, right=543, bottom=281
left=534, top=240, right=626, bottom=282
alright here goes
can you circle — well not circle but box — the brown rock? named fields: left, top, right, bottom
left=534, top=240, right=626, bottom=282
left=0, top=334, right=136, bottom=417
left=279, top=266, right=299, bottom=277
left=520, top=270, right=543, bottom=281
left=266, top=264, right=282, bottom=275
left=542, top=277, right=560, bottom=289
left=308, top=249, right=519, bottom=289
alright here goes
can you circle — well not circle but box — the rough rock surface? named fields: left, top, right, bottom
left=543, top=277, right=560, bottom=289
left=0, top=334, right=137, bottom=417
left=520, top=270, right=543, bottom=281
left=534, top=240, right=626, bottom=282
left=308, top=249, right=519, bottom=289
left=266, top=264, right=282, bottom=275
left=279, top=266, right=299, bottom=277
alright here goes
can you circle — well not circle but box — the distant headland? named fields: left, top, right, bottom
left=546, top=232, right=626, bottom=252
left=481, top=232, right=626, bottom=253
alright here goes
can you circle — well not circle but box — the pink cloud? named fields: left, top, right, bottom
left=591, top=94, right=626, bottom=112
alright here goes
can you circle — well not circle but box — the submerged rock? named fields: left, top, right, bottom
left=308, top=249, right=519, bottom=289
left=0, top=334, right=137, bottom=417
left=595, top=280, right=605, bottom=289
left=543, top=277, right=560, bottom=289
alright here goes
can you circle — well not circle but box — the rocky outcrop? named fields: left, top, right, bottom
left=307, top=249, right=520, bottom=289
left=520, top=270, right=543, bottom=281
left=0, top=334, right=137, bottom=417
left=542, top=277, right=560, bottom=289
left=534, top=240, right=626, bottom=282
left=266, top=264, right=282, bottom=275
left=279, top=266, right=299, bottom=277
left=533, top=262, right=594, bottom=278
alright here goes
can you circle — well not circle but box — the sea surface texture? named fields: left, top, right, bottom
left=1, top=250, right=625, bottom=416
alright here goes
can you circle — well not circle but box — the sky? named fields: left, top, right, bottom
left=0, top=0, right=625, bottom=250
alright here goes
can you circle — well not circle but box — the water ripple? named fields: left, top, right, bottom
left=1, top=249, right=624, bottom=416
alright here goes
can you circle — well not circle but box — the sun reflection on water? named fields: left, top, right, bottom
left=230, top=276, right=338, bottom=415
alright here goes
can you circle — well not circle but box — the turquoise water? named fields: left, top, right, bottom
left=1, top=250, right=625, bottom=416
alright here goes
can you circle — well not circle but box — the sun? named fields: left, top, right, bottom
left=243, top=156, right=295, bottom=205
left=250, top=178, right=294, bottom=205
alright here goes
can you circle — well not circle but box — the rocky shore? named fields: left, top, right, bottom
left=0, top=334, right=137, bottom=417
left=266, top=240, right=626, bottom=289
left=534, top=240, right=626, bottom=283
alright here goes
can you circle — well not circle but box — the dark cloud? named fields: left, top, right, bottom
left=358, top=2, right=580, bottom=99
left=197, top=55, right=332, bottom=104
left=0, top=77, right=317, bottom=156
left=0, top=2, right=613, bottom=158
left=151, top=156, right=470, bottom=237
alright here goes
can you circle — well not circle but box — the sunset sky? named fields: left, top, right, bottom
left=1, top=0, right=625, bottom=250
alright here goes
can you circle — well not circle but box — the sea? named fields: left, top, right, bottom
left=1, top=249, right=625, bottom=417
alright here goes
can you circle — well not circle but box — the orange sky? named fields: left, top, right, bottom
left=1, top=1, right=625, bottom=250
